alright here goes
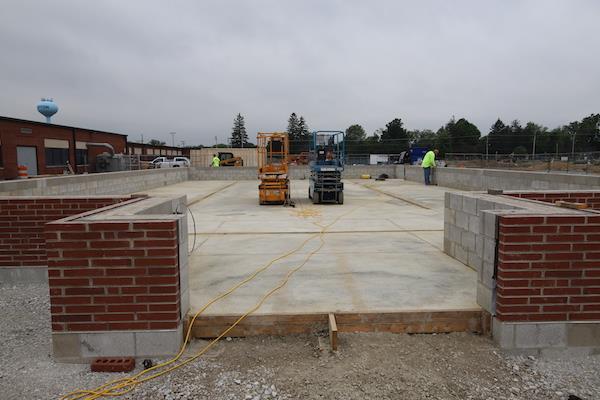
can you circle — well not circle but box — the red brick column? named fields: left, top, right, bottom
left=46, top=220, right=181, bottom=332
left=496, top=214, right=600, bottom=322
left=0, top=197, right=127, bottom=268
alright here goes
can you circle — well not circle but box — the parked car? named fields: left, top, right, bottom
left=149, top=156, right=190, bottom=168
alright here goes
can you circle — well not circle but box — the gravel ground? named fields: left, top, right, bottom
left=1, top=283, right=599, bottom=400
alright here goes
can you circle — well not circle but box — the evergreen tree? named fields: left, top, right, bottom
left=230, top=113, right=248, bottom=147
left=287, top=113, right=300, bottom=141
left=287, top=113, right=310, bottom=153
left=487, top=119, right=510, bottom=154
left=298, top=116, right=310, bottom=143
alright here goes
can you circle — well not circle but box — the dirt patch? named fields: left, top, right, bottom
left=1, top=283, right=598, bottom=400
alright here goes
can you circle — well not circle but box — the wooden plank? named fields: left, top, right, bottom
left=188, top=309, right=484, bottom=338
left=555, top=200, right=588, bottom=210
left=328, top=313, right=338, bottom=351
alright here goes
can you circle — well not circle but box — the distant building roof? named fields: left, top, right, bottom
left=0, top=115, right=128, bottom=138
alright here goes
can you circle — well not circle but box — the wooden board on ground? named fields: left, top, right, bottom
left=188, top=309, right=483, bottom=338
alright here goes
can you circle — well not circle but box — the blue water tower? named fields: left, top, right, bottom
left=37, top=98, right=59, bottom=123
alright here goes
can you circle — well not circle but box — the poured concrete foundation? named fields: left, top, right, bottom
left=141, top=180, right=481, bottom=336
left=3, top=166, right=599, bottom=359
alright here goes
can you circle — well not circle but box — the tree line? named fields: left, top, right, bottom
left=226, top=112, right=600, bottom=156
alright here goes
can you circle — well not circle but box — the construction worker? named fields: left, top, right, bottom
left=422, top=149, right=439, bottom=185
left=211, top=154, right=220, bottom=167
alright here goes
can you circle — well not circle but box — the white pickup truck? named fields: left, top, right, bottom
left=149, top=157, right=190, bottom=168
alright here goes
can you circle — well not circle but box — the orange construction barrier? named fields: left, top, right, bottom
left=17, top=165, right=28, bottom=179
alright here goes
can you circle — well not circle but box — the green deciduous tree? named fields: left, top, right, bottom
left=380, top=118, right=410, bottom=153
left=410, top=129, right=437, bottom=149
left=345, top=124, right=367, bottom=142
left=444, top=117, right=481, bottom=153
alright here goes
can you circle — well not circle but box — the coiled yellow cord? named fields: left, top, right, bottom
left=60, top=205, right=356, bottom=400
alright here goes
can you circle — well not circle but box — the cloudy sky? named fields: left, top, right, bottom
left=1, top=1, right=598, bottom=145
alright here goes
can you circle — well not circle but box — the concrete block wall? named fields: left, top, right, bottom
left=444, top=192, right=517, bottom=272
left=189, top=165, right=398, bottom=181
left=0, top=196, right=132, bottom=283
left=343, top=164, right=397, bottom=179
left=401, top=165, right=600, bottom=191
left=444, top=190, right=600, bottom=355
left=189, top=166, right=259, bottom=180
left=0, top=168, right=188, bottom=196
left=444, top=193, right=521, bottom=315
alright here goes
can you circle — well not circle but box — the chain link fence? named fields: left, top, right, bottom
left=445, top=152, right=600, bottom=174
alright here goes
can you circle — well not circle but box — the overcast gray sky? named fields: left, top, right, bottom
left=1, top=0, right=598, bottom=145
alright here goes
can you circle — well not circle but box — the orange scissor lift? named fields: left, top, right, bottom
left=257, top=132, right=292, bottom=206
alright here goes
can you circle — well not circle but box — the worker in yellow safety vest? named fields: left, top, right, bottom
left=211, top=154, right=220, bottom=167
left=421, top=149, right=439, bottom=185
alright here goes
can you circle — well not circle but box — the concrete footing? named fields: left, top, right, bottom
left=492, top=318, right=600, bottom=357
left=52, top=324, right=184, bottom=363
left=0, top=266, right=48, bottom=284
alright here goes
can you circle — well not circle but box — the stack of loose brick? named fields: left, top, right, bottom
left=0, top=197, right=127, bottom=268
left=496, top=214, right=600, bottom=322
left=46, top=220, right=181, bottom=333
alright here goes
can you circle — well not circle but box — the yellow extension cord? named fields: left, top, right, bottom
left=60, top=204, right=356, bottom=400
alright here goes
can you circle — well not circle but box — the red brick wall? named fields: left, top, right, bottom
left=496, top=214, right=600, bottom=322
left=45, top=220, right=181, bottom=332
left=507, top=192, right=600, bottom=210
left=0, top=117, right=127, bottom=179
left=0, top=197, right=128, bottom=268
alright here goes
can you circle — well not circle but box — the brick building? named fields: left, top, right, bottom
left=0, top=116, right=127, bottom=180
left=127, top=142, right=190, bottom=161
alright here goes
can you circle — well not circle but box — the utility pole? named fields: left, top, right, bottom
left=532, top=131, right=537, bottom=159
left=215, top=136, right=218, bottom=147
left=571, top=132, right=576, bottom=162
left=170, top=132, right=176, bottom=147
left=141, top=134, right=144, bottom=144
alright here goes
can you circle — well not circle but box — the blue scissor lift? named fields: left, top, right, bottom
left=308, top=131, right=345, bottom=204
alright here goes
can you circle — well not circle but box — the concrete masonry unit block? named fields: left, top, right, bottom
left=444, top=190, right=600, bottom=354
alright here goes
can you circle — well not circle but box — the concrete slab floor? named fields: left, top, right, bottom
left=141, top=179, right=478, bottom=316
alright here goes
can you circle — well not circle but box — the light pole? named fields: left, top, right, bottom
left=571, top=132, right=576, bottom=162
left=170, top=132, right=176, bottom=147
left=532, top=131, right=537, bottom=159
left=485, top=135, right=489, bottom=166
